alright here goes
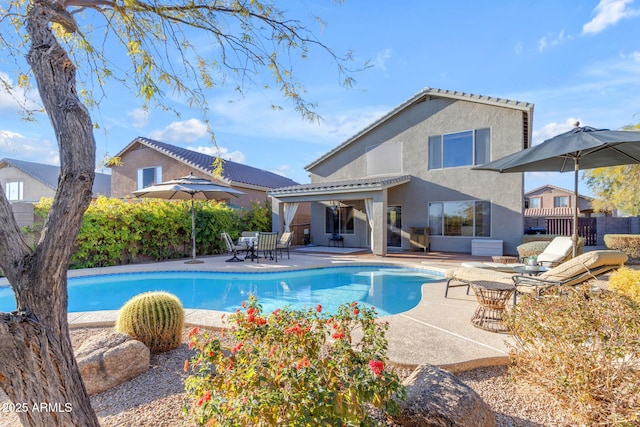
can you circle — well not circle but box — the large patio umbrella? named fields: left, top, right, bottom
left=473, top=124, right=640, bottom=256
left=132, top=173, right=245, bottom=263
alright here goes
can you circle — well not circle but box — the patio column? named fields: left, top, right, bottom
left=370, top=190, right=387, bottom=256
left=272, top=198, right=283, bottom=233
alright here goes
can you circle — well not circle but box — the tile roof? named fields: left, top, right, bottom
left=0, top=158, right=111, bottom=197
left=269, top=175, right=411, bottom=197
left=120, top=137, right=299, bottom=189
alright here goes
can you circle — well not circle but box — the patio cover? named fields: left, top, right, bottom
left=268, top=175, right=411, bottom=256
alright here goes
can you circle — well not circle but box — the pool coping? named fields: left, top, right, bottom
left=2, top=252, right=513, bottom=372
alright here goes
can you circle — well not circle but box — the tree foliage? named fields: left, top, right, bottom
left=0, top=1, right=354, bottom=425
left=584, top=123, right=640, bottom=216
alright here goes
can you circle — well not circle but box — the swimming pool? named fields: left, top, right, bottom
left=0, top=266, right=440, bottom=316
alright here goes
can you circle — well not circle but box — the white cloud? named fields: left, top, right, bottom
left=207, top=91, right=388, bottom=148
left=373, top=49, right=392, bottom=74
left=514, top=42, right=523, bottom=55
left=270, top=164, right=294, bottom=178
left=582, top=0, right=639, bottom=35
left=0, top=130, right=59, bottom=164
left=193, top=144, right=246, bottom=163
left=0, top=72, right=41, bottom=113
left=532, top=118, right=581, bottom=144
left=147, top=118, right=209, bottom=143
left=537, top=30, right=570, bottom=52
left=127, top=108, right=149, bottom=128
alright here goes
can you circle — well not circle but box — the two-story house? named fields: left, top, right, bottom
left=269, top=87, right=534, bottom=256
left=524, top=185, right=595, bottom=218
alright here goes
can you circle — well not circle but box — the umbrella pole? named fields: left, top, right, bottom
left=191, top=198, right=196, bottom=260
left=572, top=159, right=579, bottom=258
left=185, top=198, right=204, bottom=264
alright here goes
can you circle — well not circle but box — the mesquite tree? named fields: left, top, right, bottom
left=0, top=1, right=351, bottom=425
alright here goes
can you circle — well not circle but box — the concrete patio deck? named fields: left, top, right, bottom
left=51, top=247, right=515, bottom=372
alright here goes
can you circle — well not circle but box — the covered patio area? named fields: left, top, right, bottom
left=269, top=175, right=411, bottom=257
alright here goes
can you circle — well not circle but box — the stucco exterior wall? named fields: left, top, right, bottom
left=110, top=146, right=268, bottom=209
left=308, top=97, right=527, bottom=255
left=0, top=167, right=55, bottom=203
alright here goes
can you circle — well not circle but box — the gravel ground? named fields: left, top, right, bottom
left=0, top=327, right=576, bottom=427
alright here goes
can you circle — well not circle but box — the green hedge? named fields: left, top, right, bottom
left=32, top=197, right=270, bottom=269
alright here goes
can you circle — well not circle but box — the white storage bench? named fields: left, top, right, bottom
left=471, top=239, right=503, bottom=256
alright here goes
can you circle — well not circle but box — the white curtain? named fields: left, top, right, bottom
left=364, top=198, right=374, bottom=247
left=283, top=202, right=299, bottom=232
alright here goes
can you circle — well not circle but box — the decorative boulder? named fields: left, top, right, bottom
left=391, top=364, right=494, bottom=427
left=75, top=331, right=150, bottom=395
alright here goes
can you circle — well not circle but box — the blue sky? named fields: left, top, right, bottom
left=1, top=0, right=640, bottom=198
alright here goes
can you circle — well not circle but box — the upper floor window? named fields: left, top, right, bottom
left=428, top=200, right=491, bottom=237
left=554, top=196, right=569, bottom=208
left=137, top=166, right=162, bottom=190
left=527, top=197, right=541, bottom=209
left=428, top=128, right=490, bottom=169
left=5, top=181, right=23, bottom=201
left=366, top=142, right=402, bottom=176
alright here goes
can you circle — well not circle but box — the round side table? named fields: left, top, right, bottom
left=470, top=281, right=515, bottom=333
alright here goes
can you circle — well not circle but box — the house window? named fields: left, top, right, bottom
left=5, top=181, right=23, bottom=201
left=325, top=205, right=354, bottom=235
left=366, top=142, right=402, bottom=176
left=428, top=201, right=491, bottom=237
left=137, top=166, right=162, bottom=190
left=527, top=197, right=541, bottom=209
left=428, top=128, right=490, bottom=169
left=554, top=196, right=569, bottom=208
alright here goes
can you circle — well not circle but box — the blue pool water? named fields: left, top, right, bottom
left=0, top=266, right=440, bottom=316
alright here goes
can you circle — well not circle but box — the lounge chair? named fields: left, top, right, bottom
left=221, top=232, right=245, bottom=262
left=531, top=236, right=574, bottom=267
left=253, top=232, right=278, bottom=263
left=276, top=231, right=294, bottom=259
left=445, top=250, right=628, bottom=302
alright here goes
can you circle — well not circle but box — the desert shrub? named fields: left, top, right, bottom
left=516, top=241, right=550, bottom=259
left=609, top=266, right=640, bottom=303
left=183, top=296, right=405, bottom=426
left=604, top=234, right=640, bottom=260
left=504, top=288, right=640, bottom=426
left=116, top=291, right=185, bottom=353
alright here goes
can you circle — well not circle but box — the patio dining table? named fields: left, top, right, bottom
left=239, top=236, right=258, bottom=260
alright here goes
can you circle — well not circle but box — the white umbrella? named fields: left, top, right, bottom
left=132, top=173, right=245, bottom=263
left=474, top=123, right=640, bottom=256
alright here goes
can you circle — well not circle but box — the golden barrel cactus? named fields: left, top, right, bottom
left=116, top=291, right=185, bottom=353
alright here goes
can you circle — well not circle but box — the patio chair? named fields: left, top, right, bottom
left=221, top=232, right=245, bottom=262
left=445, top=250, right=628, bottom=302
left=253, top=232, right=278, bottom=263
left=276, top=231, right=294, bottom=259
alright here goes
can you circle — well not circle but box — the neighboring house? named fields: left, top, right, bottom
left=269, top=87, right=534, bottom=256
left=0, top=158, right=112, bottom=202
left=524, top=185, right=600, bottom=218
left=0, top=158, right=112, bottom=228
left=109, top=137, right=307, bottom=215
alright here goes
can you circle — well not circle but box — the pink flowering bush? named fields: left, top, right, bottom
left=183, top=295, right=405, bottom=426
